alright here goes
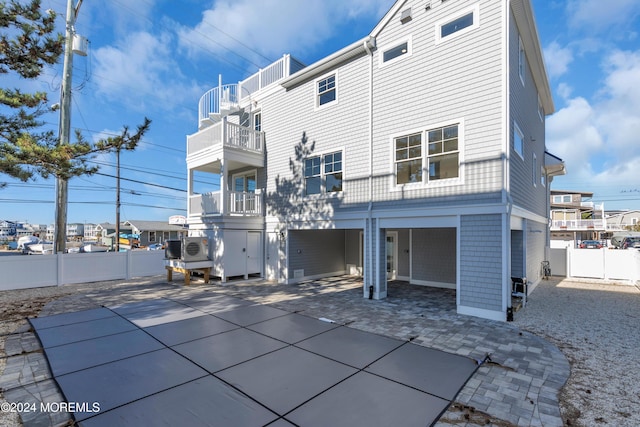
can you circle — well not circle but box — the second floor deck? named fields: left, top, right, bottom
left=187, top=118, right=264, bottom=170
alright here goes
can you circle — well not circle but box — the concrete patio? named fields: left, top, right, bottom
left=1, top=275, right=569, bottom=426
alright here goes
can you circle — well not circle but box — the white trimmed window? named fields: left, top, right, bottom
left=518, top=36, right=525, bottom=85
left=428, top=125, right=460, bottom=181
left=304, top=151, right=343, bottom=195
left=380, top=36, right=412, bottom=66
left=253, top=112, right=262, bottom=131
left=435, top=4, right=480, bottom=44
left=395, top=133, right=422, bottom=185
left=393, top=123, right=461, bottom=186
left=537, top=94, right=544, bottom=121
left=149, top=231, right=156, bottom=242
left=541, top=165, right=546, bottom=187
left=532, top=153, right=537, bottom=186
left=316, top=74, right=336, bottom=107
left=514, top=122, right=524, bottom=159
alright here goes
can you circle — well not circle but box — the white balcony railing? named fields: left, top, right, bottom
left=228, top=191, right=261, bottom=215
left=198, top=54, right=305, bottom=125
left=187, top=119, right=264, bottom=157
left=189, top=191, right=262, bottom=217
left=551, top=219, right=605, bottom=230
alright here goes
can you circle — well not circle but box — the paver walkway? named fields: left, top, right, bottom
left=1, top=275, right=569, bottom=426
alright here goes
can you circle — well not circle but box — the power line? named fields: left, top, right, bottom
left=93, top=172, right=186, bottom=192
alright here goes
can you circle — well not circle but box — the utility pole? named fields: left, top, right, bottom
left=54, top=0, right=83, bottom=254
left=115, top=147, right=121, bottom=252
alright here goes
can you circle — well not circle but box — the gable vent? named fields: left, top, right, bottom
left=400, top=8, right=412, bottom=24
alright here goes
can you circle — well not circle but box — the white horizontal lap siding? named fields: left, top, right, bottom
left=509, top=11, right=547, bottom=216
left=371, top=0, right=504, bottom=205
left=262, top=55, right=371, bottom=221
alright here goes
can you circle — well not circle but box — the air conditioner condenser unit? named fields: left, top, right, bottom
left=181, top=237, right=209, bottom=262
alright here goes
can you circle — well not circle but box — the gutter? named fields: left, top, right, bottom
left=281, top=37, right=376, bottom=89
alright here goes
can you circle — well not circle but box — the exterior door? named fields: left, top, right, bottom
left=233, top=173, right=256, bottom=212
left=386, top=232, right=398, bottom=280
left=247, top=231, right=261, bottom=274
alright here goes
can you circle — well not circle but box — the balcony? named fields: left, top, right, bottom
left=551, top=219, right=605, bottom=231
left=198, top=54, right=305, bottom=128
left=189, top=191, right=262, bottom=217
left=187, top=118, right=264, bottom=170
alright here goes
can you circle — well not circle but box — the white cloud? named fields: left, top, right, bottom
left=567, top=0, right=640, bottom=34
left=544, top=41, right=574, bottom=78
left=547, top=97, right=603, bottom=173
left=547, top=49, right=640, bottom=204
left=177, top=0, right=394, bottom=65
left=595, top=50, right=640, bottom=158
left=92, top=31, right=203, bottom=112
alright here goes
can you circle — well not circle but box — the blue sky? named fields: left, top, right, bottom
left=2, top=0, right=640, bottom=225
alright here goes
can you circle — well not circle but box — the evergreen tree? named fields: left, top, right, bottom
left=0, top=0, right=150, bottom=187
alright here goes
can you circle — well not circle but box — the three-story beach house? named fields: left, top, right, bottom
left=185, top=0, right=565, bottom=321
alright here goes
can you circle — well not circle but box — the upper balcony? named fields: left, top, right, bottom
left=187, top=117, right=264, bottom=170
left=198, top=54, right=305, bottom=128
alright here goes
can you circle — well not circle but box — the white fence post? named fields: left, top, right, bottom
left=57, top=253, right=63, bottom=286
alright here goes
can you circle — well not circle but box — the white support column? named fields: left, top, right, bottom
left=219, top=158, right=226, bottom=215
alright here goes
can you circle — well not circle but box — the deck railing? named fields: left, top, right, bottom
left=189, top=191, right=262, bottom=216
left=199, top=54, right=305, bottom=124
left=187, top=119, right=263, bottom=156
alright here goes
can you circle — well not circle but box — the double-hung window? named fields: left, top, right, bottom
left=394, top=124, right=461, bottom=186
left=317, top=74, right=336, bottom=107
left=427, top=125, right=459, bottom=180
left=395, top=133, right=422, bottom=185
left=304, top=151, right=342, bottom=195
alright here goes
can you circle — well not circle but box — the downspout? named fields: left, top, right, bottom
left=364, top=36, right=375, bottom=298
left=503, top=0, right=513, bottom=319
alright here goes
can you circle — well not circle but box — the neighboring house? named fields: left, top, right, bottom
left=83, top=223, right=98, bottom=241
left=67, top=223, right=85, bottom=241
left=123, top=220, right=187, bottom=247
left=605, top=210, right=640, bottom=232
left=185, top=0, right=564, bottom=321
left=550, top=190, right=606, bottom=245
left=0, top=221, right=16, bottom=239
left=95, top=223, right=132, bottom=248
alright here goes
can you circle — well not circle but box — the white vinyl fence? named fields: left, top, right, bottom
left=549, top=247, right=640, bottom=282
left=0, top=251, right=166, bottom=291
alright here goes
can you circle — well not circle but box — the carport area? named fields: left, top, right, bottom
left=285, top=227, right=457, bottom=291
left=28, top=289, right=477, bottom=426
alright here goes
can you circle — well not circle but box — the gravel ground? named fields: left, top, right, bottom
left=1, top=276, right=639, bottom=426
left=514, top=278, right=640, bottom=427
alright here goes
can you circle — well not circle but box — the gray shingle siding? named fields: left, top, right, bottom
left=509, top=10, right=548, bottom=217
left=288, top=230, right=346, bottom=278
left=525, top=220, right=546, bottom=283
left=460, top=214, right=503, bottom=311
left=411, top=228, right=456, bottom=284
